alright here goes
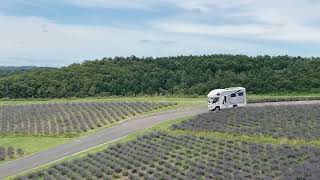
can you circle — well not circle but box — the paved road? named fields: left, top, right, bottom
left=1, top=100, right=320, bottom=178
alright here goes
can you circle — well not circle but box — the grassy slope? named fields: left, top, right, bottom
left=0, top=137, right=71, bottom=152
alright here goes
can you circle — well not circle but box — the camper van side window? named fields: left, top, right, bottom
left=238, top=92, right=244, bottom=96
left=231, top=93, right=236, bottom=97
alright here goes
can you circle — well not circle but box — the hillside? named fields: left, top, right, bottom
left=0, top=66, right=54, bottom=78
left=0, top=55, right=320, bottom=98
left=0, top=66, right=36, bottom=76
left=0, top=66, right=36, bottom=71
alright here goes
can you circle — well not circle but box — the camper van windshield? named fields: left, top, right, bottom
left=209, top=97, right=219, bottom=103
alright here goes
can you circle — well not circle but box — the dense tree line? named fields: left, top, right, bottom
left=0, top=55, right=320, bottom=98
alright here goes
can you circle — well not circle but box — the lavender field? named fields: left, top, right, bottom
left=0, top=101, right=176, bottom=136
left=16, top=133, right=320, bottom=180
left=173, top=104, right=320, bottom=140
left=16, top=104, right=320, bottom=180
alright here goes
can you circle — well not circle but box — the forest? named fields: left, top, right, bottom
left=0, top=54, right=320, bottom=98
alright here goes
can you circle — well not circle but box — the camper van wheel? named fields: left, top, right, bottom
left=214, top=107, right=221, bottom=111
left=233, top=105, right=238, bottom=108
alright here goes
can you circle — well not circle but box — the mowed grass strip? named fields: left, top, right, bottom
left=248, top=93, right=320, bottom=103
left=0, top=137, right=71, bottom=164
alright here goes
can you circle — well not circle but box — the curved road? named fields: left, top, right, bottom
left=1, top=100, right=320, bottom=178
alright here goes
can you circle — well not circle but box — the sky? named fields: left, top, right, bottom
left=1, top=0, right=320, bottom=67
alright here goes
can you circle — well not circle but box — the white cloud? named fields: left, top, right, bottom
left=61, top=0, right=320, bottom=43
left=153, top=21, right=320, bottom=43
left=0, top=14, right=285, bottom=66
left=0, top=15, right=154, bottom=66
left=62, top=0, right=254, bottom=11
left=149, top=0, right=320, bottom=44
left=62, top=0, right=161, bottom=10
left=172, top=0, right=254, bottom=13
left=154, top=22, right=271, bottom=36
left=1, top=0, right=320, bottom=66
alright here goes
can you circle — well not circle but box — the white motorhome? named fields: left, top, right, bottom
left=207, top=87, right=247, bottom=111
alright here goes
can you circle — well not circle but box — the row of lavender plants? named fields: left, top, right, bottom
left=0, top=146, right=24, bottom=162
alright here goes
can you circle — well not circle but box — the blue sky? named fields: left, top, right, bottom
left=1, top=0, right=320, bottom=66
